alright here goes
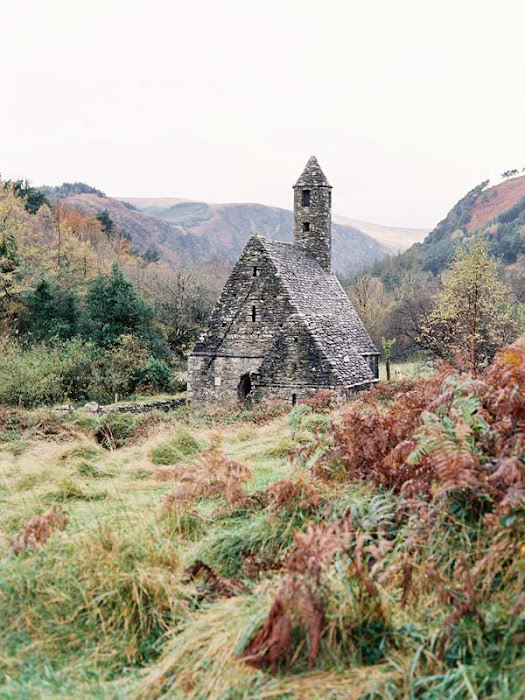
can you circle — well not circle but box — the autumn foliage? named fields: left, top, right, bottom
left=240, top=341, right=525, bottom=674
left=303, top=339, right=525, bottom=525
left=158, top=437, right=253, bottom=517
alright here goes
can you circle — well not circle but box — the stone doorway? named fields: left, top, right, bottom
left=237, top=373, right=252, bottom=401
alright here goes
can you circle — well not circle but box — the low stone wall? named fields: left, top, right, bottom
left=55, top=398, right=186, bottom=415
left=112, top=399, right=185, bottom=414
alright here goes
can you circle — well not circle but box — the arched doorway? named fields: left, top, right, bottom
left=237, top=373, right=252, bottom=401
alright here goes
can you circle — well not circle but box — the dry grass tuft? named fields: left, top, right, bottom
left=158, top=437, right=253, bottom=516
left=185, top=560, right=250, bottom=599
left=10, top=504, right=69, bottom=555
left=265, top=475, right=320, bottom=514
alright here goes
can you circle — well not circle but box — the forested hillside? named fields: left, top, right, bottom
left=375, top=174, right=525, bottom=278
left=0, top=180, right=226, bottom=406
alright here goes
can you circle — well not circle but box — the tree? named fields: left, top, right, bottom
left=83, top=263, right=158, bottom=348
left=142, top=247, right=161, bottom=264
left=0, top=233, right=21, bottom=323
left=381, top=337, right=396, bottom=381
left=0, top=185, right=31, bottom=323
left=347, top=273, right=387, bottom=341
left=3, top=179, right=50, bottom=214
left=419, top=238, right=516, bottom=375
left=18, top=280, right=79, bottom=341
left=96, top=210, right=115, bottom=238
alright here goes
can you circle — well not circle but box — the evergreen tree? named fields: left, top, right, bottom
left=96, top=210, right=115, bottom=238
left=19, top=280, right=79, bottom=341
left=3, top=179, right=50, bottom=214
left=83, top=263, right=156, bottom=347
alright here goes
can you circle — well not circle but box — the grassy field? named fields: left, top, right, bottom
left=0, top=363, right=524, bottom=698
left=377, top=359, right=434, bottom=383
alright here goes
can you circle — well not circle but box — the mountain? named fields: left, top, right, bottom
left=416, top=175, right=525, bottom=275
left=58, top=192, right=391, bottom=277
left=367, top=175, right=525, bottom=282
left=126, top=197, right=429, bottom=253
left=55, top=192, right=212, bottom=268
left=332, top=214, right=429, bottom=252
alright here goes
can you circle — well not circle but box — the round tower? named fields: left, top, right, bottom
left=293, top=155, right=332, bottom=271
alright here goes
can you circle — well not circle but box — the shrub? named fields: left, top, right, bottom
left=94, top=412, right=138, bottom=450
left=0, top=336, right=177, bottom=407
left=306, top=338, right=525, bottom=524
left=301, top=389, right=339, bottom=411
left=288, top=404, right=312, bottom=433
left=136, top=358, right=172, bottom=392
left=240, top=519, right=390, bottom=670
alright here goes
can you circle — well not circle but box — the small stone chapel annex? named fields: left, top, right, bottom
left=187, top=156, right=379, bottom=406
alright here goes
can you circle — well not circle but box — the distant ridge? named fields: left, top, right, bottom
left=58, top=193, right=390, bottom=277
left=332, top=214, right=429, bottom=252
left=121, top=197, right=429, bottom=253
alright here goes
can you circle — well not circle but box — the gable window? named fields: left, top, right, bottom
left=253, top=266, right=258, bottom=277
left=302, top=189, right=310, bottom=206
left=251, top=306, right=256, bottom=322
left=303, top=222, right=310, bottom=232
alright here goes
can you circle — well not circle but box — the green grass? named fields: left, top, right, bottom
left=378, top=358, right=435, bottom=382
left=0, top=394, right=523, bottom=699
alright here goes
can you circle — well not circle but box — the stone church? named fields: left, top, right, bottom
left=187, top=156, right=379, bottom=406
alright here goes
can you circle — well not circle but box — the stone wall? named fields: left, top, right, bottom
left=77, top=398, right=185, bottom=415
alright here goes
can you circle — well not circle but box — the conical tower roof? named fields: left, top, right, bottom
left=293, top=155, right=331, bottom=188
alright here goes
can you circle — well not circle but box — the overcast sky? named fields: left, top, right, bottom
left=2, top=0, right=525, bottom=227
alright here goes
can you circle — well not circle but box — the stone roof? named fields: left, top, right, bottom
left=293, top=155, right=331, bottom=189
left=259, top=237, right=377, bottom=387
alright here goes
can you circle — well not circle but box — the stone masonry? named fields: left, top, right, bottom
left=187, top=156, right=379, bottom=407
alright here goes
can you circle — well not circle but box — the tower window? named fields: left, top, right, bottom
left=253, top=266, right=258, bottom=277
left=251, top=306, right=256, bottom=322
left=292, top=394, right=297, bottom=406
left=302, top=189, right=310, bottom=206
left=303, top=222, right=310, bottom=232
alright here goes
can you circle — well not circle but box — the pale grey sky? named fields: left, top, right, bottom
left=2, top=0, right=525, bottom=227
